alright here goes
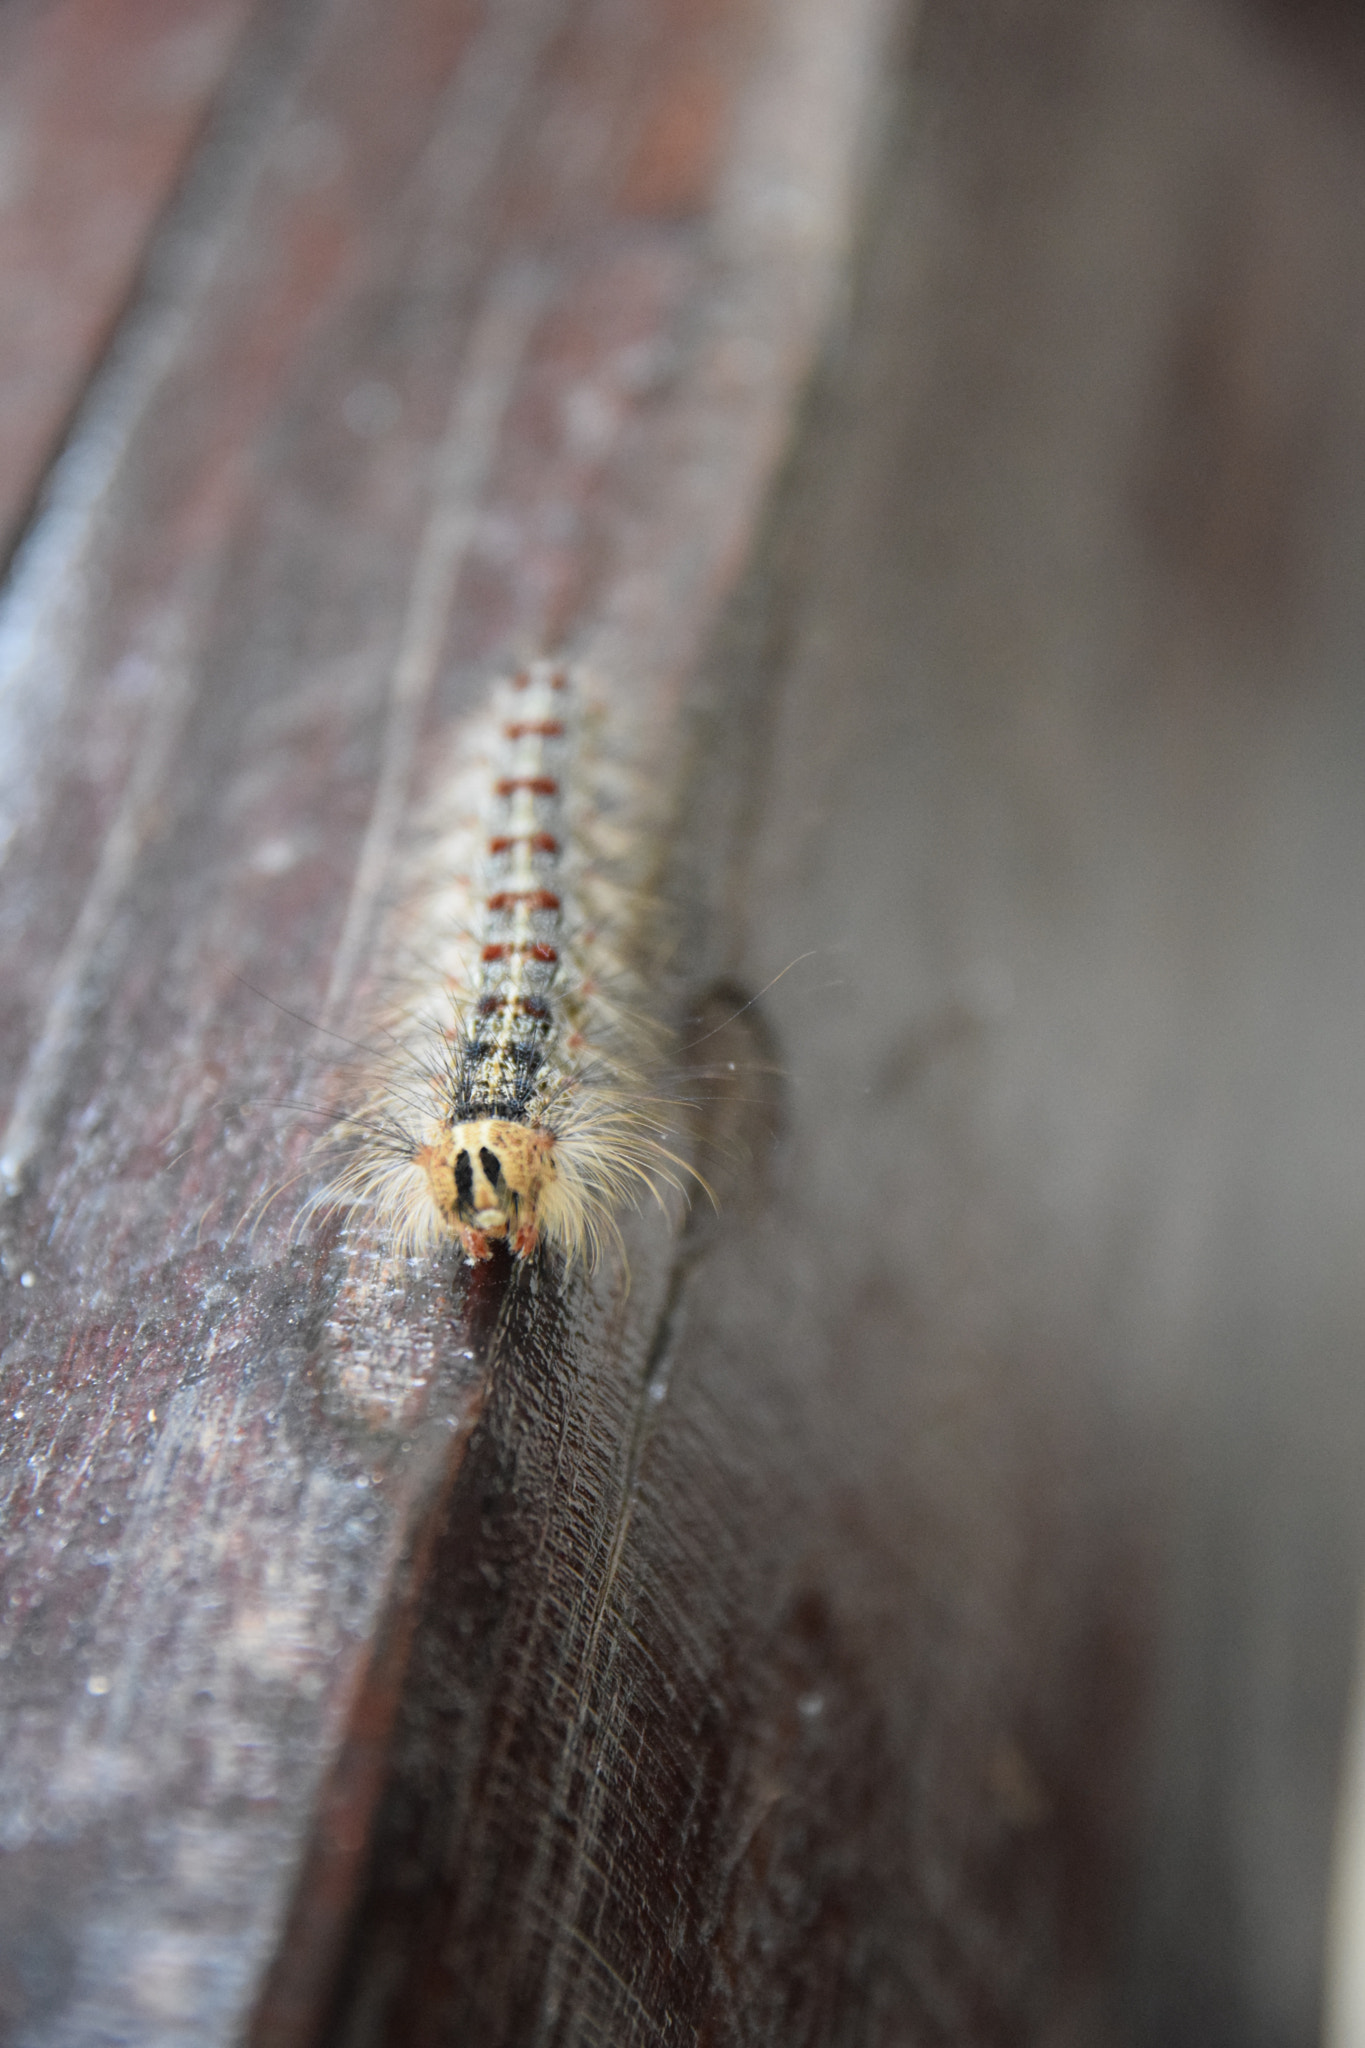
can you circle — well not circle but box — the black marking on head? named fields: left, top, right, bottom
left=479, top=1146, right=503, bottom=1188
left=454, top=1150, right=474, bottom=1209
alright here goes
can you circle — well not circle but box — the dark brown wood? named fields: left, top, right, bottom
left=0, top=0, right=916, bottom=2042
left=6, top=0, right=1365, bottom=2042
left=0, top=0, right=259, bottom=563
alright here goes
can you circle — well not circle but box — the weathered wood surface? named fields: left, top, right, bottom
left=0, top=0, right=259, bottom=566
left=0, top=0, right=919, bottom=2042
left=6, top=0, right=1365, bottom=2043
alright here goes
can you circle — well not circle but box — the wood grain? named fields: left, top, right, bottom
left=5, top=0, right=1364, bottom=2040
left=0, top=0, right=260, bottom=564
left=0, top=0, right=906, bottom=2041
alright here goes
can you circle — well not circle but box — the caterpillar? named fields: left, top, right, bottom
left=314, top=659, right=690, bottom=1269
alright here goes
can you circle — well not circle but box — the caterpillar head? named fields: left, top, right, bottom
left=417, top=1118, right=557, bottom=1262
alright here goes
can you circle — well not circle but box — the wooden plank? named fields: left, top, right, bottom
left=0, top=0, right=909, bottom=2041
left=319, top=0, right=1365, bottom=2039
left=15, top=0, right=1363, bottom=2037
left=0, top=0, right=260, bottom=562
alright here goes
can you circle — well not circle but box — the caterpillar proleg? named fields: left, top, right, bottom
left=315, top=660, right=690, bottom=1269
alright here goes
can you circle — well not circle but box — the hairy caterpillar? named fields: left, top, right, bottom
left=314, top=659, right=690, bottom=1268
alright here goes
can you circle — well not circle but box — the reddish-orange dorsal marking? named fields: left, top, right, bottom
left=481, top=941, right=558, bottom=963
left=477, top=993, right=553, bottom=1019
left=488, top=832, right=558, bottom=856
left=495, top=776, right=558, bottom=797
left=486, top=889, right=560, bottom=913
left=504, top=720, right=565, bottom=741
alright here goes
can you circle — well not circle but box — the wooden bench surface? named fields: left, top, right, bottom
left=5, top=1, right=1365, bottom=2044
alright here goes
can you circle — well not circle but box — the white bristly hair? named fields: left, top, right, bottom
left=306, top=659, right=698, bottom=1269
